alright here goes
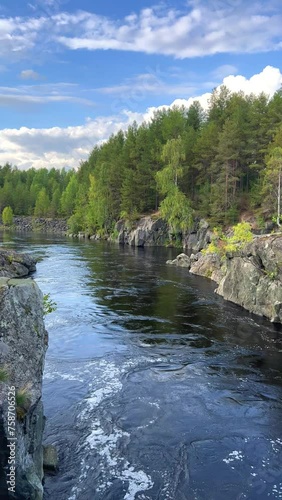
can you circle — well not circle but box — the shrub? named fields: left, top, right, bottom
left=43, top=293, right=57, bottom=316
left=2, top=206, right=13, bottom=226
left=16, top=387, right=31, bottom=420
left=203, top=222, right=253, bottom=256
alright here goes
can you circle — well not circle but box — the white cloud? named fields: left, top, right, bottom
left=19, top=69, right=41, bottom=80
left=0, top=2, right=281, bottom=62
left=0, top=112, right=138, bottom=170
left=55, top=3, right=282, bottom=58
left=144, top=65, right=282, bottom=120
left=221, top=65, right=282, bottom=96
left=0, top=82, right=95, bottom=108
left=0, top=66, right=281, bottom=170
left=0, top=16, right=46, bottom=61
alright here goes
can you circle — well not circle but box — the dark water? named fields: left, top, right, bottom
left=2, top=232, right=282, bottom=500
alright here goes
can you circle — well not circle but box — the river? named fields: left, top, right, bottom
left=2, top=233, right=282, bottom=500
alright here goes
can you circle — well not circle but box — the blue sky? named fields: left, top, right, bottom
left=0, top=0, right=282, bottom=169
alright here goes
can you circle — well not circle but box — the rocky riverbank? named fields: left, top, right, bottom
left=74, top=216, right=212, bottom=252
left=167, top=234, right=282, bottom=324
left=0, top=251, right=48, bottom=499
left=1, top=217, right=68, bottom=234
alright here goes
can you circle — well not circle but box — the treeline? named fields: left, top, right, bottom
left=0, top=165, right=77, bottom=217
left=1, top=86, right=282, bottom=233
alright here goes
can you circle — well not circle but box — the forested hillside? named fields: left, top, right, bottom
left=1, top=86, right=282, bottom=233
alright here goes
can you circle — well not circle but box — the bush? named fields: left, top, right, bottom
left=203, top=222, right=253, bottom=256
left=2, top=206, right=13, bottom=226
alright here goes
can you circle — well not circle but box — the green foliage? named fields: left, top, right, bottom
left=68, top=212, right=83, bottom=234
left=43, top=293, right=57, bottom=316
left=227, top=222, right=254, bottom=248
left=203, top=222, right=253, bottom=256
left=34, top=188, right=50, bottom=217
left=61, top=175, right=78, bottom=216
left=0, top=366, right=8, bottom=383
left=2, top=88, right=282, bottom=233
left=264, top=146, right=282, bottom=226
left=159, top=188, right=193, bottom=233
left=16, top=387, right=31, bottom=420
left=2, top=206, right=13, bottom=226
left=264, top=270, right=277, bottom=280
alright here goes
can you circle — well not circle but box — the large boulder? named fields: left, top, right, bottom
left=0, top=260, right=48, bottom=499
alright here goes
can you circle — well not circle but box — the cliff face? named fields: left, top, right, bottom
left=114, top=216, right=212, bottom=250
left=167, top=235, right=282, bottom=324
left=115, top=216, right=169, bottom=247
left=215, top=236, right=282, bottom=323
left=0, top=252, right=47, bottom=499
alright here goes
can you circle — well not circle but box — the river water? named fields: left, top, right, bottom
left=2, top=233, right=282, bottom=500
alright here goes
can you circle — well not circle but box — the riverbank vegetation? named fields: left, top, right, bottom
left=1, top=87, right=282, bottom=234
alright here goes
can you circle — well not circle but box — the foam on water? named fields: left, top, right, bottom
left=68, top=357, right=159, bottom=499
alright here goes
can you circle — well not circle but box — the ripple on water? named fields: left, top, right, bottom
left=66, top=357, right=161, bottom=500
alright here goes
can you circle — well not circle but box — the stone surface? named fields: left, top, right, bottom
left=115, top=216, right=169, bottom=247
left=167, top=234, right=282, bottom=323
left=166, top=253, right=191, bottom=267
left=0, top=262, right=47, bottom=498
left=182, top=219, right=212, bottom=253
left=0, top=249, right=37, bottom=278
left=215, top=235, right=282, bottom=323
left=43, top=445, right=59, bottom=473
left=190, top=253, right=225, bottom=284
left=2, top=216, right=68, bottom=234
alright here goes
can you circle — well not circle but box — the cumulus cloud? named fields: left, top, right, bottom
left=0, top=66, right=281, bottom=170
left=19, top=69, right=41, bottom=80
left=221, top=65, right=282, bottom=96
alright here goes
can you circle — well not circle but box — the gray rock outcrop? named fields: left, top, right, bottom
left=182, top=219, right=212, bottom=253
left=0, top=254, right=47, bottom=499
left=167, top=235, right=282, bottom=323
left=166, top=253, right=191, bottom=267
left=115, top=216, right=169, bottom=247
left=0, top=250, right=37, bottom=278
left=215, top=236, right=282, bottom=323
